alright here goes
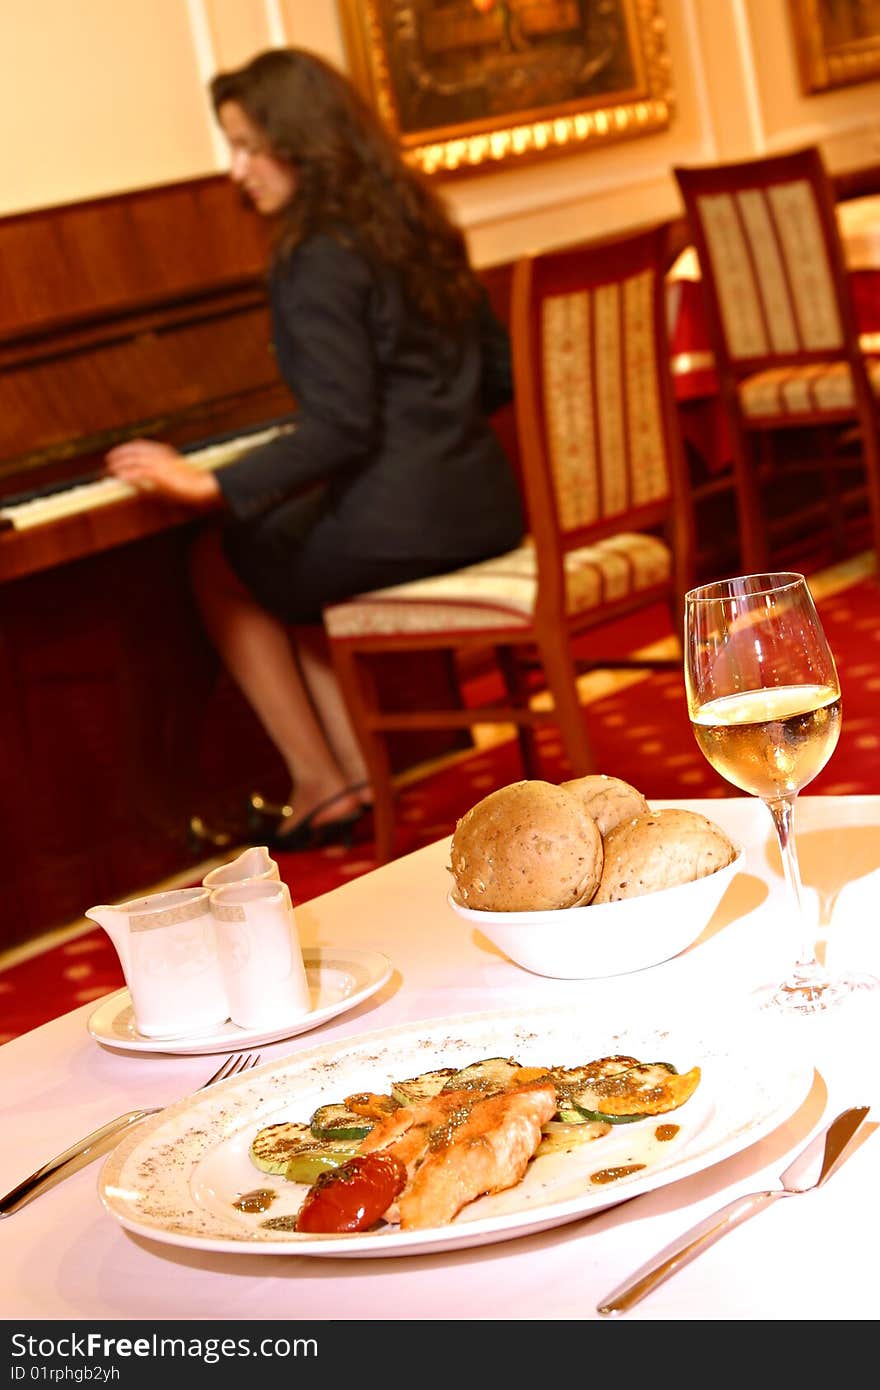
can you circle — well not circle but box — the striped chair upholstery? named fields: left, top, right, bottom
left=324, top=533, right=672, bottom=640
left=696, top=180, right=844, bottom=359
left=739, top=358, right=880, bottom=418
left=324, top=223, right=694, bottom=863
left=675, top=147, right=880, bottom=570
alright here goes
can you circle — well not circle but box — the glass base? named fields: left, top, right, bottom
left=752, top=966, right=880, bottom=1017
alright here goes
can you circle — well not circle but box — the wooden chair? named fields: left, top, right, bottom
left=674, top=145, right=880, bottom=572
left=323, top=222, right=695, bottom=862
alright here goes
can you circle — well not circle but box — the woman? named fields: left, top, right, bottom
left=106, top=47, right=524, bottom=850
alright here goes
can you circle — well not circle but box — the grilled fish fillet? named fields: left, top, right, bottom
left=359, top=1089, right=471, bottom=1174
left=400, top=1081, right=556, bottom=1229
left=361, top=1081, right=556, bottom=1230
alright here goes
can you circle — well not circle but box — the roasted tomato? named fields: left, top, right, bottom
left=295, top=1152, right=407, bottom=1234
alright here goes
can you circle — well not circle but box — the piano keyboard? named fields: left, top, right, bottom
left=0, top=423, right=290, bottom=531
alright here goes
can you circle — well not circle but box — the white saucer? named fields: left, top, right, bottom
left=86, top=946, right=392, bottom=1056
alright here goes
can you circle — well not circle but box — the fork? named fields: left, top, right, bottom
left=0, top=1051, right=261, bottom=1217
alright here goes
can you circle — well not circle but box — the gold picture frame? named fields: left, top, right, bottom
left=789, top=0, right=880, bottom=93
left=338, top=0, right=674, bottom=175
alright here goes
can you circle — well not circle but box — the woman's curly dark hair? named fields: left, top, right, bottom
left=210, top=48, right=482, bottom=330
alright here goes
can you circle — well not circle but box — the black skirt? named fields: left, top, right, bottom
left=222, top=486, right=515, bottom=626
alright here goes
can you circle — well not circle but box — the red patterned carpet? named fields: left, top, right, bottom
left=3, top=560, right=879, bottom=1043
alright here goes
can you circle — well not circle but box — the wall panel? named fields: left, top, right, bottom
left=0, top=0, right=214, bottom=215
left=745, top=0, right=880, bottom=168
left=279, top=0, right=346, bottom=55
left=205, top=0, right=273, bottom=72
left=3, top=2, right=880, bottom=269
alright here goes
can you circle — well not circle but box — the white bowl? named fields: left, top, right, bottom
left=447, top=848, right=743, bottom=980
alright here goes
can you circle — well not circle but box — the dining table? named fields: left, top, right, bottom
left=3, top=793, right=880, bottom=1329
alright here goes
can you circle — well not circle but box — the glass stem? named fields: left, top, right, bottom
left=765, top=795, right=817, bottom=973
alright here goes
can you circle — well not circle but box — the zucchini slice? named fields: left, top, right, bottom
left=549, top=1058, right=642, bottom=1123
left=570, top=1062, right=702, bottom=1123
left=284, top=1141, right=360, bottom=1185
left=309, top=1102, right=374, bottom=1141
left=439, top=1057, right=523, bottom=1096
left=391, top=1067, right=458, bottom=1106
left=249, top=1121, right=317, bottom=1175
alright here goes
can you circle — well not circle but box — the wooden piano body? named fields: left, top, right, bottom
left=0, top=177, right=482, bottom=948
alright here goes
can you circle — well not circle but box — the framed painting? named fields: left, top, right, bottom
left=338, top=0, right=674, bottom=175
left=789, top=0, right=880, bottom=93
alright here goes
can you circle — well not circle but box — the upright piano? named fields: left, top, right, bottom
left=0, top=176, right=299, bottom=946
left=0, top=176, right=485, bottom=948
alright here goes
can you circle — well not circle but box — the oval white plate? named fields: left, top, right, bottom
left=87, top=946, right=392, bottom=1055
left=98, top=1002, right=813, bottom=1256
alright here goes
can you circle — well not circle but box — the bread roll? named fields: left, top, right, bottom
left=561, top=774, right=649, bottom=836
left=449, top=780, right=603, bottom=912
left=592, top=807, right=737, bottom=904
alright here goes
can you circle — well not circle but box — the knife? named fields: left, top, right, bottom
left=597, top=1104, right=870, bottom=1316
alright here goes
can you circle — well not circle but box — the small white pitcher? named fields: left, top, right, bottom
left=85, top=886, right=230, bottom=1038
left=202, top=845, right=280, bottom=889
left=209, top=879, right=311, bottom=1030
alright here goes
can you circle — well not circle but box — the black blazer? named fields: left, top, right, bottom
left=217, top=233, right=524, bottom=564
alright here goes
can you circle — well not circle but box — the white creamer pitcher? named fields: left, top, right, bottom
left=202, top=845, right=280, bottom=890
left=85, top=886, right=230, bottom=1038
left=209, top=879, right=310, bottom=1030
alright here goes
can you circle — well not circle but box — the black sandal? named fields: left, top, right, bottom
left=246, top=791, right=293, bottom=838
left=261, top=785, right=371, bottom=852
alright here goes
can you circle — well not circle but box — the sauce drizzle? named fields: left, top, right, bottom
left=232, top=1188, right=278, bottom=1214
left=261, top=1214, right=299, bottom=1232
left=589, top=1163, right=646, bottom=1185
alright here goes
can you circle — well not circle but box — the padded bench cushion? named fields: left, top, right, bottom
left=739, top=356, right=880, bottom=417
left=323, top=533, right=671, bottom=640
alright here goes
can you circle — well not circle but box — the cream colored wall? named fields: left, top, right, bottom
left=0, top=0, right=215, bottom=214
left=693, top=0, right=880, bottom=167
left=3, top=0, right=880, bottom=267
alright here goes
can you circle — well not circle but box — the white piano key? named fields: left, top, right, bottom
left=0, top=424, right=289, bottom=531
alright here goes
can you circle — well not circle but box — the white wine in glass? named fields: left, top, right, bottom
left=684, top=571, right=878, bottom=1015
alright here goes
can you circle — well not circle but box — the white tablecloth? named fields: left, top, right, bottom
left=3, top=795, right=880, bottom=1322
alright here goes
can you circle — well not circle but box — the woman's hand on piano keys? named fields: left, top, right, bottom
left=105, top=439, right=222, bottom=510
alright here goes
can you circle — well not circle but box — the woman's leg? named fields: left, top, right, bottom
left=189, top=526, right=361, bottom=829
left=294, top=625, right=371, bottom=804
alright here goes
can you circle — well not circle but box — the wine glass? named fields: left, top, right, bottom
left=684, top=571, right=878, bottom=1016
